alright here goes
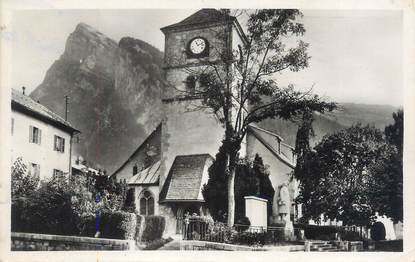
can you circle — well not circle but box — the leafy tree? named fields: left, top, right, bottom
left=295, top=124, right=397, bottom=226
left=368, top=110, right=403, bottom=223
left=385, top=109, right=403, bottom=156
left=175, top=9, right=336, bottom=225
left=11, top=157, right=39, bottom=198
left=11, top=157, right=40, bottom=232
left=202, top=148, right=274, bottom=223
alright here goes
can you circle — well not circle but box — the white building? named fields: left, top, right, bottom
left=11, top=88, right=79, bottom=179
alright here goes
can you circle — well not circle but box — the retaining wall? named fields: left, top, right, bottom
left=11, top=232, right=136, bottom=251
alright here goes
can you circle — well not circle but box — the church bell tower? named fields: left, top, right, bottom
left=159, top=9, right=248, bottom=188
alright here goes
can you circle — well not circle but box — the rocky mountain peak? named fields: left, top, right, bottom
left=31, top=23, right=165, bottom=173
left=61, top=23, right=118, bottom=79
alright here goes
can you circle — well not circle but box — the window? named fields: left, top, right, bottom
left=53, top=169, right=64, bottom=178
left=133, top=164, right=138, bottom=176
left=198, top=73, right=210, bottom=88
left=185, top=75, right=196, bottom=93
left=11, top=118, right=14, bottom=135
left=29, top=163, right=40, bottom=178
left=29, top=126, right=41, bottom=144
left=54, top=135, right=65, bottom=153
left=139, top=190, right=154, bottom=216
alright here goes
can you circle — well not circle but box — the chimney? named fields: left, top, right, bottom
left=22, top=86, right=26, bottom=95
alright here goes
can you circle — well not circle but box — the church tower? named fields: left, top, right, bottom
left=158, top=9, right=248, bottom=234
left=159, top=9, right=248, bottom=186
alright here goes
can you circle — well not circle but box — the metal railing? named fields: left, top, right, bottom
left=182, top=217, right=304, bottom=245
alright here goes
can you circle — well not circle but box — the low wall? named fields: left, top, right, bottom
left=11, top=232, right=136, bottom=251
left=180, top=240, right=266, bottom=251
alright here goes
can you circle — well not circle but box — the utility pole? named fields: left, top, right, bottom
left=64, top=95, right=69, bottom=121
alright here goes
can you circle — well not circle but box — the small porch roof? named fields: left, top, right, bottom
left=160, top=154, right=213, bottom=203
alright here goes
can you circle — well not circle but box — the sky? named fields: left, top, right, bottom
left=9, top=9, right=403, bottom=106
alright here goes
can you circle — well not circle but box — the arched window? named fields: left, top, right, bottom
left=185, top=75, right=196, bottom=93
left=139, top=190, right=154, bottom=216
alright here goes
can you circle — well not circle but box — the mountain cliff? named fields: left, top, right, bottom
left=30, top=23, right=164, bottom=173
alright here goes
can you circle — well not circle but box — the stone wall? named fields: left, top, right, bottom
left=11, top=232, right=136, bottom=251
left=180, top=240, right=266, bottom=251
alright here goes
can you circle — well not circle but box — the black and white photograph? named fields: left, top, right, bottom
left=1, top=1, right=414, bottom=260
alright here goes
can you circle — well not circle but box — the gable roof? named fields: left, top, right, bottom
left=160, top=154, right=213, bottom=202
left=247, top=124, right=296, bottom=169
left=111, top=123, right=161, bottom=178
left=11, top=89, right=79, bottom=133
left=161, top=9, right=235, bottom=32
left=128, top=160, right=160, bottom=185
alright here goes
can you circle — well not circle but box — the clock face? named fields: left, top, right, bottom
left=189, top=38, right=207, bottom=55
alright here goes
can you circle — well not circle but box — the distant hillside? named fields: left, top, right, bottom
left=30, top=23, right=164, bottom=173
left=258, top=103, right=399, bottom=147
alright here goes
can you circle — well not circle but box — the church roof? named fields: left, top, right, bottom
left=128, top=160, right=160, bottom=185
left=111, top=124, right=161, bottom=178
left=161, top=9, right=235, bottom=32
left=11, top=89, right=79, bottom=133
left=160, top=154, right=213, bottom=202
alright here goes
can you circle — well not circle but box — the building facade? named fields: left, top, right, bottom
left=112, top=9, right=299, bottom=236
left=11, top=88, right=79, bottom=179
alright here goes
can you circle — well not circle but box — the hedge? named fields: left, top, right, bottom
left=141, top=216, right=166, bottom=242
left=294, top=224, right=362, bottom=241
left=99, top=210, right=137, bottom=239
left=235, top=216, right=251, bottom=232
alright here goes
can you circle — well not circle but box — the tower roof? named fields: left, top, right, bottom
left=161, top=9, right=235, bottom=33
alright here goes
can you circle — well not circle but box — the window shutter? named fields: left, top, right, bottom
left=29, top=126, right=33, bottom=142
left=54, top=136, right=57, bottom=150
left=38, top=129, right=42, bottom=145
left=62, top=138, right=65, bottom=152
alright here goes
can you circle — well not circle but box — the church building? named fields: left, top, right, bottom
left=111, top=9, right=300, bottom=236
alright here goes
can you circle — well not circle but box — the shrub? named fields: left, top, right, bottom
left=340, top=230, right=362, bottom=241
left=19, top=179, right=79, bottom=235
left=135, top=214, right=143, bottom=241
left=371, top=222, right=386, bottom=241
left=296, top=224, right=337, bottom=240
left=99, top=210, right=137, bottom=239
left=79, top=215, right=98, bottom=237
left=141, top=216, right=166, bottom=242
left=235, top=216, right=251, bottom=231
left=232, top=231, right=265, bottom=246
left=265, top=229, right=286, bottom=243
